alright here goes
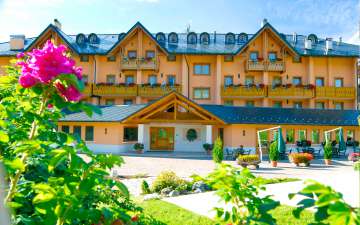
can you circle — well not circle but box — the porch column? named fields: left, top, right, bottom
left=138, top=124, right=145, bottom=144
left=206, top=125, right=213, bottom=144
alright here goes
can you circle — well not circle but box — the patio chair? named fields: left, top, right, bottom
left=312, top=148, right=322, bottom=158
left=338, top=147, right=347, bottom=158
left=332, top=147, right=340, bottom=158
left=225, top=148, right=234, bottom=160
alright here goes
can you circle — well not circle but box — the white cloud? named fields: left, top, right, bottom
left=346, top=31, right=360, bottom=45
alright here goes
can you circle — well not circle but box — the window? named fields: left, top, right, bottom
left=167, top=54, right=176, bottom=61
left=80, top=55, right=89, bottom=62
left=73, top=126, right=81, bottom=139
left=62, top=125, right=70, bottom=133
left=200, top=33, right=210, bottom=44
left=125, top=75, right=134, bottom=85
left=225, top=33, right=236, bottom=44
left=245, top=76, right=254, bottom=85
left=334, top=102, right=344, bottom=110
left=315, top=102, right=325, bottom=109
left=124, top=127, right=138, bottom=142
left=105, top=99, right=115, bottom=105
left=107, top=55, right=116, bottom=62
left=298, top=130, right=307, bottom=141
left=286, top=129, right=295, bottom=143
left=106, top=74, right=116, bottom=84
left=193, top=88, right=210, bottom=99
left=294, top=102, right=302, bottom=109
left=249, top=52, right=258, bottom=61
left=315, top=77, right=324, bottom=86
left=272, top=76, right=282, bottom=85
left=127, top=51, right=137, bottom=59
left=224, top=76, right=233, bottom=86
left=347, top=130, right=354, bottom=141
left=167, top=75, right=176, bottom=86
left=245, top=101, right=254, bottom=107
left=268, top=52, right=277, bottom=62
left=145, top=50, right=155, bottom=59
left=224, top=55, right=233, bottom=62
left=292, top=77, right=302, bottom=86
left=168, top=33, right=178, bottom=43
left=82, top=74, right=89, bottom=84
left=311, top=130, right=320, bottom=144
left=335, top=78, right=343, bottom=87
left=85, top=126, right=94, bottom=141
left=224, top=100, right=233, bottom=106
left=238, top=33, right=248, bottom=43
left=273, top=101, right=282, bottom=108
left=187, top=33, right=197, bottom=44
left=148, top=75, right=157, bottom=85
left=194, top=64, right=210, bottom=75
left=124, top=99, right=133, bottom=105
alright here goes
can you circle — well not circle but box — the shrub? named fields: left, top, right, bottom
left=202, top=143, right=213, bottom=151
left=151, top=171, right=188, bottom=193
left=269, top=141, right=279, bottom=161
left=237, top=154, right=259, bottom=163
left=354, top=161, right=360, bottom=171
left=212, top=137, right=223, bottom=163
left=134, top=143, right=144, bottom=151
left=289, top=153, right=313, bottom=164
left=324, top=141, right=333, bottom=160
left=141, top=180, right=151, bottom=194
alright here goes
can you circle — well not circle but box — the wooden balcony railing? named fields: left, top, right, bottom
left=267, top=61, right=285, bottom=71
left=246, top=60, right=285, bottom=72
left=93, top=84, right=137, bottom=96
left=316, top=87, right=355, bottom=99
left=246, top=60, right=265, bottom=71
left=268, top=87, right=314, bottom=98
left=83, top=84, right=92, bottom=96
left=121, top=57, right=158, bottom=70
left=221, top=86, right=267, bottom=98
left=138, top=85, right=182, bottom=97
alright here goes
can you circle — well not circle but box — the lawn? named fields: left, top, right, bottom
left=138, top=199, right=316, bottom=225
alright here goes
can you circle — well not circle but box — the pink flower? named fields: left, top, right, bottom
left=55, top=82, right=82, bottom=102
left=16, top=52, right=25, bottom=59
left=19, top=73, right=38, bottom=88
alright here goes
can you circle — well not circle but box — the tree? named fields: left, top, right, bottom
left=212, top=137, right=223, bottom=163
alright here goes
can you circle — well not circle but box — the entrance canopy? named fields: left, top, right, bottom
left=122, top=92, right=225, bottom=125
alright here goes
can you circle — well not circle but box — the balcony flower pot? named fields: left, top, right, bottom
left=203, top=143, right=213, bottom=155
left=271, top=161, right=278, bottom=167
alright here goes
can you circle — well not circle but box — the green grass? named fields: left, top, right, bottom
left=138, top=199, right=316, bottom=225
left=259, top=177, right=301, bottom=185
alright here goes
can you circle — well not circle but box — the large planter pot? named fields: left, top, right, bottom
left=324, top=159, right=331, bottom=165
left=270, top=161, right=278, bottom=167
left=239, top=161, right=260, bottom=169
left=135, top=149, right=143, bottom=154
left=206, top=150, right=212, bottom=155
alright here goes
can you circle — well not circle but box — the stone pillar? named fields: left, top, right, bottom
left=215, top=55, right=222, bottom=104
left=138, top=124, right=145, bottom=144
left=206, top=125, right=213, bottom=144
left=181, top=55, right=189, bottom=97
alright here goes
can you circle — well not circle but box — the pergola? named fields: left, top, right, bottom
left=257, top=126, right=281, bottom=162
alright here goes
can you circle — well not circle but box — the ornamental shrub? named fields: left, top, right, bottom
left=141, top=180, right=151, bottom=194
left=0, top=41, right=142, bottom=225
left=289, top=153, right=313, bottom=164
left=269, top=141, right=279, bottom=161
left=151, top=171, right=188, bottom=193
left=354, top=161, right=360, bottom=171
left=324, top=141, right=333, bottom=160
left=237, top=154, right=259, bottom=163
left=212, top=137, right=223, bottom=163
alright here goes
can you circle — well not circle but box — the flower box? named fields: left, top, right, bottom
left=289, top=153, right=313, bottom=167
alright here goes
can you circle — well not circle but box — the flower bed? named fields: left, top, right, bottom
left=348, top=152, right=360, bottom=162
left=288, top=153, right=313, bottom=167
left=237, top=154, right=260, bottom=169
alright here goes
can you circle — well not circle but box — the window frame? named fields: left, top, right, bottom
left=145, top=50, right=155, bottom=59
left=286, top=129, right=295, bottom=143
left=224, top=75, right=234, bottom=86
left=124, top=99, right=133, bottom=105
left=193, top=87, right=210, bottom=100
left=224, top=100, right=234, bottom=106
left=334, top=78, right=343, bottom=87
left=193, top=64, right=211, bottom=75
left=298, top=129, right=307, bottom=141
left=315, top=77, right=324, bottom=87
left=224, top=55, right=234, bottom=62
left=148, top=75, right=157, bottom=85
left=245, top=75, right=255, bottom=85
left=127, top=50, right=137, bottom=59
left=272, top=76, right=282, bottom=85
left=123, top=127, right=138, bottom=142
left=82, top=74, right=89, bottom=84
left=334, top=102, right=344, bottom=110
left=61, top=125, right=70, bottom=133
left=105, top=99, right=115, bottom=105
left=106, top=74, right=116, bottom=84
left=315, top=102, right=325, bottom=109
left=107, top=55, right=116, bottom=62
left=249, top=51, right=258, bottom=62
left=80, top=55, right=89, bottom=62
left=273, top=101, right=282, bottom=108
left=167, top=54, right=176, bottom=62
left=73, top=126, right=82, bottom=139
left=268, top=52, right=277, bottom=62
left=85, top=126, right=94, bottom=141
left=293, top=101, right=303, bottom=109
left=245, top=101, right=255, bottom=107
left=125, top=75, right=135, bottom=85
left=292, top=77, right=302, bottom=86
left=167, top=75, right=176, bottom=86
left=311, top=129, right=320, bottom=144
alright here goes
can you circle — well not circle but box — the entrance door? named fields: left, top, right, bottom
left=150, top=127, right=175, bottom=151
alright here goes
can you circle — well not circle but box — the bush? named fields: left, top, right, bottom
left=354, top=161, right=360, bottom=171
left=289, top=153, right=313, bottom=164
left=141, top=180, right=151, bottom=194
left=134, top=143, right=144, bottom=151
left=324, top=141, right=333, bottom=160
left=202, top=143, right=213, bottom=152
left=237, top=154, right=259, bottom=163
left=269, top=141, right=279, bottom=161
left=212, top=137, right=223, bottom=163
left=151, top=171, right=188, bottom=193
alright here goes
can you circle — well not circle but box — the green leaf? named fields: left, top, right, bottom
left=0, top=130, right=9, bottom=142
left=35, top=207, right=47, bottom=214
left=56, top=74, right=84, bottom=92
left=33, top=193, right=55, bottom=204
left=5, top=158, right=25, bottom=172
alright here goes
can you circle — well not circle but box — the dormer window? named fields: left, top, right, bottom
left=146, top=50, right=155, bottom=59
left=238, top=33, right=248, bottom=43
left=76, top=33, right=86, bottom=45
left=308, top=34, right=318, bottom=45
left=88, top=33, right=99, bottom=44
left=200, top=32, right=210, bottom=45
left=168, top=32, right=178, bottom=43
left=187, top=32, right=197, bottom=45
left=225, top=33, right=235, bottom=45
left=156, top=32, right=166, bottom=42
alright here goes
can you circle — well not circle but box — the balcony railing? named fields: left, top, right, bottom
left=246, top=60, right=285, bottom=71
left=221, top=86, right=267, bottom=98
left=120, top=57, right=158, bottom=70
left=316, top=87, right=355, bottom=99
left=83, top=84, right=92, bottom=96
left=138, top=85, right=182, bottom=97
left=268, top=86, right=314, bottom=98
left=93, top=84, right=137, bottom=96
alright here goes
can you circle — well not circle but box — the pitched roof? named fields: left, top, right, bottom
left=1, top=22, right=359, bottom=57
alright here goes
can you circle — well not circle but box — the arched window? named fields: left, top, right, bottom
left=187, top=32, right=197, bottom=44
left=200, top=32, right=210, bottom=45
left=225, top=32, right=235, bottom=45
left=156, top=32, right=166, bottom=42
left=76, top=33, right=86, bottom=45
left=238, top=33, right=248, bottom=43
left=308, top=34, right=318, bottom=45
left=168, top=32, right=178, bottom=44
left=88, top=33, right=99, bottom=44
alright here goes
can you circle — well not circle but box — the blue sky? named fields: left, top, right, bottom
left=0, top=0, right=359, bottom=44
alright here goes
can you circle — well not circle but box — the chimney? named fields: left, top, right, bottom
left=305, top=39, right=312, bottom=50
left=10, top=35, right=25, bottom=50
left=53, top=19, right=62, bottom=30
left=214, top=31, right=216, bottom=43
left=261, top=18, right=268, bottom=27
left=292, top=32, right=297, bottom=43
left=339, top=37, right=342, bottom=44
left=326, top=37, right=333, bottom=51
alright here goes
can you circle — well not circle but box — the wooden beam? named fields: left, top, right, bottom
left=176, top=100, right=211, bottom=121
left=141, top=101, right=174, bottom=120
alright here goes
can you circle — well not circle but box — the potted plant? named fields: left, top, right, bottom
left=133, top=143, right=144, bottom=153
left=237, top=154, right=260, bottom=169
left=203, top=143, right=213, bottom=155
left=269, top=141, right=279, bottom=167
left=324, top=141, right=332, bottom=165
left=289, top=153, right=313, bottom=167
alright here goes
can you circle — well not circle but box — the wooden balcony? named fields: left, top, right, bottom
left=221, top=86, right=267, bottom=98
left=83, top=84, right=92, bottom=96
left=268, top=87, right=314, bottom=99
left=138, top=85, right=182, bottom=97
left=267, top=61, right=285, bottom=71
left=120, top=57, right=158, bottom=70
left=246, top=60, right=265, bottom=71
left=316, top=87, right=355, bottom=99
left=246, top=60, right=285, bottom=72
left=93, top=84, right=137, bottom=96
